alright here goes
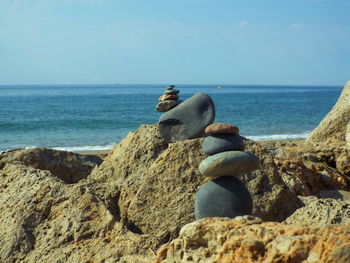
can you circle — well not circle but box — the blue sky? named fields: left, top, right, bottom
left=0, top=0, right=349, bottom=85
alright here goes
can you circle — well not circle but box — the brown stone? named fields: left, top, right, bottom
left=159, top=94, right=179, bottom=101
left=205, top=123, right=239, bottom=135
left=153, top=216, right=350, bottom=263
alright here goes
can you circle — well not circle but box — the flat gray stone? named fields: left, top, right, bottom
left=164, top=89, right=180, bottom=95
left=199, top=151, right=260, bottom=177
left=156, top=100, right=182, bottom=112
left=202, top=134, right=245, bottom=155
left=195, top=176, right=253, bottom=220
left=158, top=93, right=215, bottom=143
left=166, top=85, right=175, bottom=90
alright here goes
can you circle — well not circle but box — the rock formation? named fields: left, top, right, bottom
left=153, top=216, right=350, bottom=263
left=306, top=80, right=350, bottom=147
left=1, top=122, right=350, bottom=262
left=156, top=85, right=182, bottom=112
left=284, top=197, right=350, bottom=225
left=195, top=123, right=260, bottom=220
left=158, top=93, right=215, bottom=143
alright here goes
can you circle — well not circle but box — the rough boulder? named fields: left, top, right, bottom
left=306, top=81, right=350, bottom=147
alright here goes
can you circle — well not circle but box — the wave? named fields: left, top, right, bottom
left=53, top=143, right=116, bottom=152
left=246, top=132, right=310, bottom=141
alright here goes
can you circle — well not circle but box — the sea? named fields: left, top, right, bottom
left=0, top=84, right=342, bottom=153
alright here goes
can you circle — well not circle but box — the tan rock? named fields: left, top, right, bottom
left=284, top=198, right=350, bottom=225
left=154, top=216, right=350, bottom=263
left=0, top=148, right=102, bottom=183
left=0, top=163, right=152, bottom=263
left=318, top=190, right=350, bottom=200
left=159, top=94, right=179, bottom=101
left=346, top=121, right=350, bottom=148
left=91, top=125, right=301, bottom=251
left=204, top=123, right=239, bottom=135
left=306, top=81, right=350, bottom=146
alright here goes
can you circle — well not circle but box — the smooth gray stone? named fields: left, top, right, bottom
left=199, top=151, right=260, bottom=177
left=166, top=85, right=175, bottom=90
left=156, top=100, right=182, bottom=112
left=164, top=89, right=180, bottom=95
left=158, top=93, right=215, bottom=143
left=195, top=176, right=253, bottom=220
left=202, top=134, right=245, bottom=155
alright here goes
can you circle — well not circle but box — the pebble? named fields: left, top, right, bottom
left=205, top=123, right=239, bottom=135
left=195, top=176, right=253, bottom=220
left=199, top=151, right=260, bottom=177
left=158, top=93, right=215, bottom=143
left=202, top=134, right=245, bottom=155
left=159, top=94, right=179, bottom=101
left=166, top=85, right=175, bottom=90
left=156, top=100, right=182, bottom=112
left=164, top=89, right=180, bottom=95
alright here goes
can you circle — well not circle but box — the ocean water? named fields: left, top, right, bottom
left=0, top=84, right=342, bottom=153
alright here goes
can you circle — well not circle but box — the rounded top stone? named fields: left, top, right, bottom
left=205, top=123, right=239, bottom=135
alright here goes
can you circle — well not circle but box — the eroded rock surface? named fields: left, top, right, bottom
left=154, top=216, right=350, bottom=263
left=284, top=198, right=350, bottom=225
left=0, top=148, right=102, bottom=183
left=2, top=124, right=350, bottom=262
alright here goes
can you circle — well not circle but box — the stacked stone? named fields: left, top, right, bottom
left=195, top=123, right=260, bottom=220
left=156, top=85, right=182, bottom=112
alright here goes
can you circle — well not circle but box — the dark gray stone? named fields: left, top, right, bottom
left=158, top=93, right=215, bottom=143
left=156, top=100, right=182, bottom=112
left=202, top=134, right=245, bottom=155
left=199, top=151, right=260, bottom=177
left=166, top=85, right=175, bottom=90
left=164, top=89, right=180, bottom=95
left=195, top=176, right=253, bottom=220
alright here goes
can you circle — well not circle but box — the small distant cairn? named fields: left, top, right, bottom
left=156, top=85, right=182, bottom=112
left=195, top=123, right=260, bottom=220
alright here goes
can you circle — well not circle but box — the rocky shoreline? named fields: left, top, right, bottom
left=0, top=82, right=349, bottom=263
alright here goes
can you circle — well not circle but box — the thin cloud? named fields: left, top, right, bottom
left=290, top=23, right=304, bottom=28
left=238, top=21, right=248, bottom=27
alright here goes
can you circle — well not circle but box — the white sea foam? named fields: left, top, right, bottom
left=246, top=132, right=310, bottom=141
left=53, top=143, right=115, bottom=152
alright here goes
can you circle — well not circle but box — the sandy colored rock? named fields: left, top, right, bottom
left=346, top=121, right=350, bottom=148
left=159, top=94, right=179, bottom=101
left=0, top=148, right=102, bottom=183
left=91, top=125, right=302, bottom=247
left=5, top=124, right=350, bottom=262
left=318, top=190, right=350, bottom=200
left=284, top=198, right=350, bottom=225
left=205, top=123, right=239, bottom=135
left=0, top=164, right=152, bottom=263
left=154, top=216, right=350, bottom=263
left=306, top=81, right=350, bottom=146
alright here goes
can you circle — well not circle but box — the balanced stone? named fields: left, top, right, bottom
left=158, top=93, right=215, bottom=143
left=205, top=123, right=239, bottom=135
left=202, top=134, right=245, bottom=155
left=156, top=100, right=182, bottom=112
left=199, top=151, right=260, bottom=177
left=164, top=89, right=180, bottom=95
left=159, top=94, right=179, bottom=101
left=195, top=176, right=253, bottom=220
left=166, top=85, right=175, bottom=90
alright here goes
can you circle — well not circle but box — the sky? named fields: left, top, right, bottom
left=0, top=0, right=349, bottom=86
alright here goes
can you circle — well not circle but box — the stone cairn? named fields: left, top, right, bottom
left=156, top=85, right=182, bottom=113
left=195, top=123, right=260, bottom=220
